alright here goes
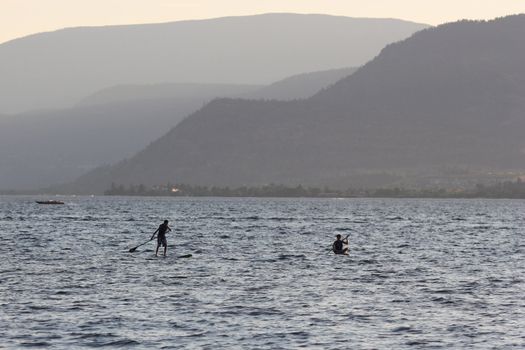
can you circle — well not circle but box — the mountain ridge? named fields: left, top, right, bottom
left=0, top=13, right=428, bottom=114
left=62, top=15, right=525, bottom=194
left=0, top=67, right=358, bottom=190
left=1, top=13, right=428, bottom=46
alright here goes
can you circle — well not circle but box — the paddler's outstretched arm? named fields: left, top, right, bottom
left=150, top=227, right=159, bottom=240
left=343, top=235, right=349, bottom=245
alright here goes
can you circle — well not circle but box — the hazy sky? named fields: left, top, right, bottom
left=2, top=0, right=525, bottom=44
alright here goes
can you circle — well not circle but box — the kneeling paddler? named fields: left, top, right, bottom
left=332, top=234, right=349, bottom=255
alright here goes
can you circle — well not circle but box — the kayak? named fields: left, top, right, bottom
left=36, top=200, right=64, bottom=205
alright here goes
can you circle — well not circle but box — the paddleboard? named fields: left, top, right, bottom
left=146, top=253, right=192, bottom=259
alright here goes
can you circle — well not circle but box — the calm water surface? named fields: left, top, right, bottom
left=1, top=196, right=524, bottom=349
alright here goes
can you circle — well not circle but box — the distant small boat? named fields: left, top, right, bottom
left=36, top=200, right=64, bottom=205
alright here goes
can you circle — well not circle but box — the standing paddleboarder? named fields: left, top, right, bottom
left=151, top=220, right=172, bottom=257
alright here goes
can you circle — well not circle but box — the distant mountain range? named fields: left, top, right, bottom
left=0, top=67, right=356, bottom=190
left=0, top=13, right=427, bottom=114
left=77, top=83, right=261, bottom=107
left=77, top=67, right=358, bottom=107
left=64, top=15, right=525, bottom=194
left=245, top=67, right=357, bottom=100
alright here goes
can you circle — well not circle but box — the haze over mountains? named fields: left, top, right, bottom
left=245, top=67, right=357, bottom=101
left=66, top=15, right=525, bottom=194
left=0, top=14, right=425, bottom=191
left=78, top=67, right=358, bottom=107
left=0, top=13, right=427, bottom=114
left=77, top=83, right=261, bottom=107
left=0, top=67, right=356, bottom=190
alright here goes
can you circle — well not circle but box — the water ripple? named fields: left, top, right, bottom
left=1, top=196, right=524, bottom=349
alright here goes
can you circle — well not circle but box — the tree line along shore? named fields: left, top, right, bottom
left=103, top=179, right=525, bottom=199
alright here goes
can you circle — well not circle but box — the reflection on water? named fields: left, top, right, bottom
left=1, top=196, right=524, bottom=348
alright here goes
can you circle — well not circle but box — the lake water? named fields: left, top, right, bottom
left=1, top=196, right=524, bottom=349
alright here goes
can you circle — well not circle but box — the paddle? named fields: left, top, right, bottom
left=129, top=237, right=154, bottom=253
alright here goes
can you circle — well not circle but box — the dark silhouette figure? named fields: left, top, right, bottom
left=151, top=220, right=172, bottom=256
left=332, top=234, right=349, bottom=255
